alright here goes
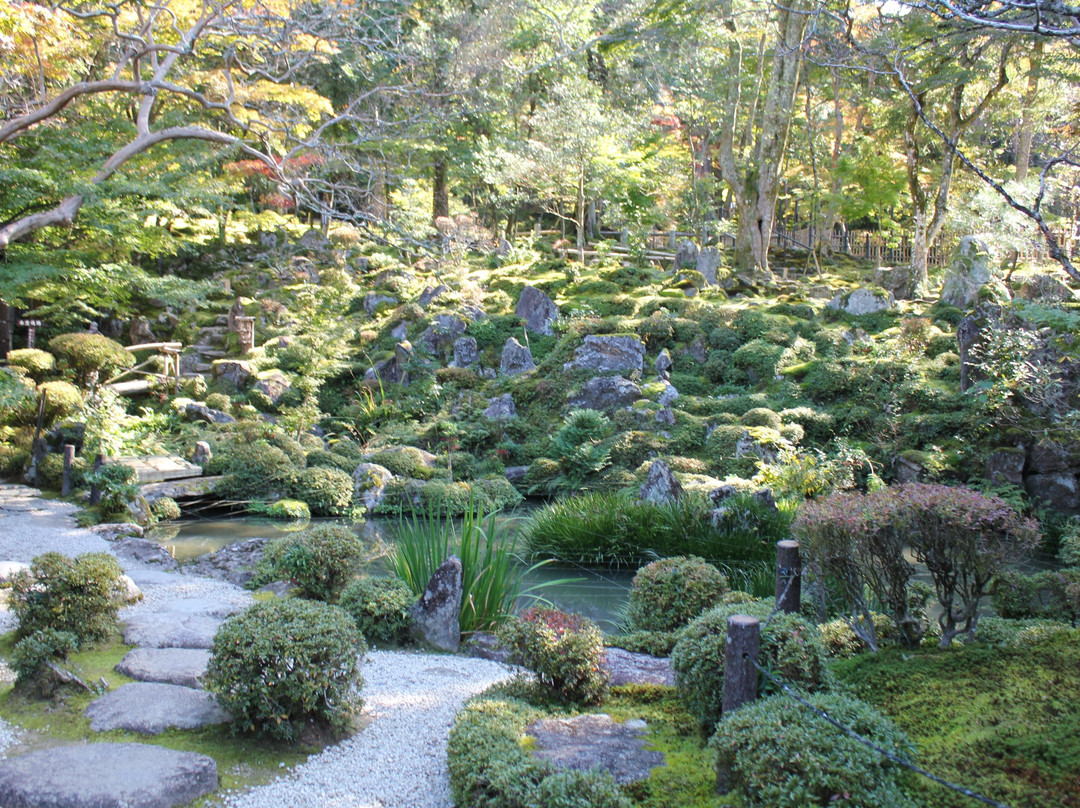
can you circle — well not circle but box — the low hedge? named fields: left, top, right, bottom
left=339, top=577, right=415, bottom=646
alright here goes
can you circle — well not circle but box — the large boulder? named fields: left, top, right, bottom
left=565, top=335, right=645, bottom=373
left=451, top=337, right=479, bottom=368
left=184, top=402, right=235, bottom=425
left=366, top=341, right=412, bottom=385
left=1025, top=472, right=1080, bottom=513
left=363, top=292, right=398, bottom=315
left=567, top=376, right=641, bottom=412
left=1018, top=274, right=1074, bottom=303
left=353, top=463, right=395, bottom=510
left=212, top=359, right=254, bottom=389
left=420, top=314, right=468, bottom=356
left=515, top=285, right=560, bottom=336
left=252, top=370, right=291, bottom=405
left=674, top=239, right=699, bottom=269
left=696, top=246, right=722, bottom=286
left=826, top=288, right=895, bottom=316
left=985, top=448, right=1026, bottom=487
left=500, top=338, right=535, bottom=376
left=655, top=348, right=673, bottom=378
left=941, top=236, right=1007, bottom=309
left=184, top=537, right=267, bottom=587
left=638, top=460, right=682, bottom=505
left=482, top=393, right=517, bottom=420
left=410, top=556, right=462, bottom=652
left=0, top=743, right=218, bottom=808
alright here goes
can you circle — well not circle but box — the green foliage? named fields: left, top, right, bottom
left=550, top=409, right=613, bottom=488
left=255, top=524, right=366, bottom=602
left=731, top=338, right=786, bottom=385
left=306, top=448, right=361, bottom=474
left=367, top=447, right=436, bottom=479
left=212, top=442, right=297, bottom=499
left=625, top=556, right=729, bottom=633
left=48, top=332, right=133, bottom=381
left=5, top=348, right=56, bottom=379
left=989, top=569, right=1080, bottom=624
left=150, top=496, right=182, bottom=521
left=10, top=552, right=128, bottom=646
left=710, top=691, right=916, bottom=808
left=739, top=407, right=782, bottom=430
left=11, top=628, right=79, bottom=694
left=671, top=597, right=829, bottom=732
left=290, top=466, right=355, bottom=516
left=36, top=381, right=84, bottom=425
left=499, top=608, right=608, bottom=704
left=205, top=599, right=365, bottom=741
left=83, top=463, right=138, bottom=519
left=250, top=498, right=311, bottom=520
left=339, top=577, right=415, bottom=647
left=1058, top=521, right=1080, bottom=566
left=818, top=613, right=898, bottom=658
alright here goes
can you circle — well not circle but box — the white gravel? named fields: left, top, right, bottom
left=225, top=650, right=513, bottom=808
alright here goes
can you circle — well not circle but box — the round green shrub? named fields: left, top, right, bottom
left=6, top=348, right=55, bottom=379
left=35, top=452, right=88, bottom=491
left=740, top=407, right=782, bottom=430
left=732, top=339, right=786, bottom=384
left=711, top=691, right=915, bottom=808
left=205, top=599, right=365, bottom=741
left=263, top=498, right=311, bottom=520
left=267, top=432, right=309, bottom=467
left=48, top=332, right=133, bottom=381
left=150, top=496, right=182, bottom=521
left=474, top=477, right=524, bottom=511
left=11, top=628, right=78, bottom=694
left=9, top=552, right=128, bottom=645
left=34, top=381, right=84, bottom=426
left=257, top=524, right=366, bottom=601
left=626, top=556, right=729, bottom=633
left=204, top=392, right=232, bottom=412
left=0, top=444, right=29, bottom=478
left=671, top=597, right=829, bottom=732
left=306, top=449, right=357, bottom=474
left=290, top=466, right=356, bottom=516
left=330, top=439, right=365, bottom=462
left=499, top=608, right=608, bottom=704
left=367, top=447, right=435, bottom=479
left=213, top=442, right=297, bottom=499
left=339, top=577, right=414, bottom=646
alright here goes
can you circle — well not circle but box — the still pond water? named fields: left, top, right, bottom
left=149, top=514, right=636, bottom=633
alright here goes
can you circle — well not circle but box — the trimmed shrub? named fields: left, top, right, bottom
left=11, top=628, right=79, bottom=694
left=150, top=496, right=182, bottom=521
left=290, top=466, right=355, bottom=516
left=671, top=597, right=829, bottom=732
left=740, top=407, right=782, bottom=430
left=778, top=406, right=836, bottom=444
left=204, top=392, right=232, bottom=412
left=262, top=499, right=311, bottom=520
left=0, top=444, right=30, bottom=478
left=367, top=447, right=436, bottom=479
left=610, top=629, right=683, bottom=657
left=256, top=524, right=366, bottom=602
left=625, top=556, right=729, bottom=633
left=212, top=442, right=297, bottom=499
left=10, top=552, right=128, bottom=645
left=48, top=332, right=133, bottom=381
left=818, top=613, right=898, bottom=658
left=499, top=608, right=608, bottom=704
left=205, top=599, right=365, bottom=740
left=710, top=691, right=916, bottom=808
left=6, top=348, right=55, bottom=379
left=339, top=577, right=414, bottom=646
left=35, top=452, right=88, bottom=491
left=306, top=448, right=357, bottom=474
left=19, top=381, right=83, bottom=427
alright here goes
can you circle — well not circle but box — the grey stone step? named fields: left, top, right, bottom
left=116, top=647, right=211, bottom=689
left=86, top=682, right=230, bottom=733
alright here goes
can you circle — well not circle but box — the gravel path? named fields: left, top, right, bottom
left=0, top=483, right=515, bottom=805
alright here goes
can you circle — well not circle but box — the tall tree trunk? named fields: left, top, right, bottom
left=432, top=155, right=449, bottom=222
left=1015, top=40, right=1043, bottom=183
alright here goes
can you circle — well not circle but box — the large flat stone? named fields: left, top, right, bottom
left=86, top=682, right=230, bottom=733
left=123, top=611, right=225, bottom=649
left=0, top=742, right=217, bottom=808
left=113, top=455, right=204, bottom=484
left=526, top=713, right=665, bottom=785
left=116, top=647, right=211, bottom=688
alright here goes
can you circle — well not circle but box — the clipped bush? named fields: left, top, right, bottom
left=11, top=628, right=79, bottom=694
left=473, top=477, right=524, bottom=511
left=0, top=443, right=29, bottom=477
left=290, top=466, right=355, bottom=516
left=818, top=613, right=898, bottom=658
left=12, top=380, right=86, bottom=428
left=306, top=448, right=357, bottom=474
left=499, top=608, right=608, bottom=704
left=339, top=576, right=414, bottom=646
left=711, top=691, right=915, bottom=808
left=740, top=407, right=782, bottom=430
left=212, top=442, right=297, bottom=499
left=367, top=447, right=436, bottom=479
left=204, top=392, right=232, bottom=412
left=10, top=552, right=128, bottom=645
left=150, top=496, right=182, bottom=521
left=48, top=332, right=133, bottom=382
left=6, top=348, right=55, bottom=379
left=205, top=599, right=365, bottom=740
left=671, top=597, right=828, bottom=732
left=256, top=524, right=366, bottom=602
left=260, top=498, right=311, bottom=520
left=625, top=556, right=729, bottom=633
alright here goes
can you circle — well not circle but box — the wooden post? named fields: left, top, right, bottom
left=0, top=301, right=11, bottom=358
left=718, top=615, right=761, bottom=794
left=775, top=540, right=801, bottom=614
left=61, top=444, right=75, bottom=497
left=89, top=453, right=105, bottom=506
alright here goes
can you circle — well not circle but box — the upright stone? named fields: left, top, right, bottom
left=515, top=285, right=560, bottom=335
left=655, top=348, right=673, bottom=378
left=638, top=460, right=682, bottom=505
left=941, top=236, right=1006, bottom=309
left=674, top=240, right=699, bottom=269
left=451, top=337, right=480, bottom=368
left=482, top=393, right=517, bottom=420
left=696, top=246, right=722, bottom=286
left=565, top=335, right=645, bottom=373
left=500, top=337, right=535, bottom=376
left=410, top=556, right=463, bottom=652
left=192, top=441, right=212, bottom=467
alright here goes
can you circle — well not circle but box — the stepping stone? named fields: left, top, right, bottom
left=526, top=713, right=665, bottom=785
left=116, top=648, right=211, bottom=689
left=0, top=742, right=217, bottom=808
left=603, top=648, right=675, bottom=687
left=123, top=612, right=225, bottom=649
left=86, top=682, right=230, bottom=733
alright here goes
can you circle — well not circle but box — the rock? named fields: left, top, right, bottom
left=603, top=648, right=675, bottom=687
left=638, top=460, right=682, bottom=505
left=1025, top=472, right=1080, bottom=513
left=418, top=284, right=450, bottom=307
left=674, top=239, right=698, bottom=269
left=192, top=441, right=212, bottom=467
left=141, top=476, right=220, bottom=505
left=515, top=285, right=560, bottom=335
left=708, top=484, right=740, bottom=506
left=123, top=612, right=226, bottom=650
left=0, top=743, right=218, bottom=808
left=985, top=448, right=1026, bottom=487
left=1019, top=274, right=1073, bottom=303
left=826, top=288, right=895, bottom=316
left=184, top=402, right=236, bottom=425
left=1028, top=439, right=1080, bottom=474
left=657, top=381, right=679, bottom=407
left=565, top=335, right=645, bottom=373
left=0, top=561, right=29, bottom=583
left=185, top=538, right=267, bottom=587
left=420, top=314, right=467, bottom=356
left=941, top=236, right=1006, bottom=309
left=655, top=407, right=675, bottom=426
left=364, top=292, right=398, bottom=315
left=451, top=337, right=479, bottom=368
left=567, top=376, right=641, bottom=413
left=500, top=338, right=535, bottom=376
left=86, top=682, right=230, bottom=734
left=212, top=359, right=254, bottom=388
left=366, top=341, right=413, bottom=385
left=482, top=393, right=517, bottom=420
left=253, top=371, right=291, bottom=404
left=872, top=266, right=909, bottom=295
left=464, top=631, right=511, bottom=664
left=390, top=321, right=409, bottom=341
left=654, top=348, right=673, bottom=377
left=957, top=313, right=985, bottom=392
left=751, top=488, right=778, bottom=511
left=682, top=336, right=707, bottom=365
left=89, top=522, right=145, bottom=541
left=410, top=555, right=462, bottom=652
left=111, top=536, right=178, bottom=570
left=298, top=229, right=330, bottom=251
left=504, top=465, right=529, bottom=482
left=735, top=429, right=778, bottom=464
left=129, top=317, right=157, bottom=346
left=525, top=713, right=665, bottom=785
left=696, top=246, right=721, bottom=286
left=807, top=284, right=833, bottom=299
left=115, top=648, right=212, bottom=689
left=118, top=574, right=142, bottom=602
left=353, top=463, right=395, bottom=510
